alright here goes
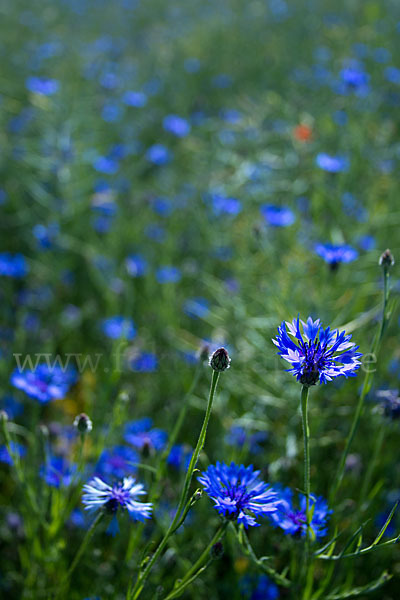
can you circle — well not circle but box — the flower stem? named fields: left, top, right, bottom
left=300, top=384, right=312, bottom=598
left=329, top=263, right=392, bottom=505
left=57, top=513, right=103, bottom=599
left=129, top=370, right=220, bottom=600
left=163, top=521, right=228, bottom=600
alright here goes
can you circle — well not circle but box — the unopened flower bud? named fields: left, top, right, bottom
left=379, top=249, right=394, bottom=268
left=209, top=347, right=231, bottom=372
left=191, top=489, right=203, bottom=504
left=199, top=343, right=210, bottom=362
left=0, top=410, right=8, bottom=423
left=210, top=541, right=224, bottom=560
left=73, top=413, right=93, bottom=434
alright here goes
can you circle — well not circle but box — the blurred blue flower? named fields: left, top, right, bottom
left=130, top=352, right=158, bottom=372
left=333, top=110, right=348, bottom=126
left=0, top=396, right=24, bottom=419
left=151, top=197, right=174, bottom=216
left=11, top=364, right=78, bottom=403
left=269, top=487, right=331, bottom=539
left=260, top=205, right=295, bottom=227
left=225, top=426, right=268, bottom=454
left=219, top=109, right=242, bottom=123
left=183, top=297, right=210, bottom=319
left=358, top=234, right=375, bottom=251
left=341, top=192, right=368, bottom=222
left=315, top=243, right=358, bottom=267
left=91, top=215, right=113, bottom=234
left=211, top=194, right=242, bottom=216
left=40, top=456, right=76, bottom=487
left=122, top=91, right=147, bottom=107
left=125, top=418, right=167, bottom=452
left=33, top=223, right=59, bottom=249
left=163, top=114, right=191, bottom=137
left=316, top=153, right=349, bottom=172
left=102, top=103, right=123, bottom=122
left=167, top=444, right=193, bottom=470
left=212, top=73, right=233, bottom=88
left=145, top=223, right=165, bottom=242
left=26, top=76, right=59, bottom=95
left=0, top=442, right=26, bottom=466
left=101, top=316, right=136, bottom=340
left=384, top=67, right=400, bottom=85
left=96, top=446, right=139, bottom=479
left=338, top=62, right=369, bottom=95
left=146, top=144, right=172, bottom=165
left=376, top=390, right=400, bottom=420
left=273, top=316, right=362, bottom=385
left=198, top=462, right=278, bottom=528
left=156, top=266, right=181, bottom=283
left=239, top=574, right=279, bottom=600
left=93, top=156, right=119, bottom=175
left=184, top=57, right=201, bottom=73
left=126, top=254, right=147, bottom=277
left=0, top=253, right=29, bottom=277
left=82, top=476, right=152, bottom=535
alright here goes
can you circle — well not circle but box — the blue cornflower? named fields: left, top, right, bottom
left=26, top=76, right=59, bottom=95
left=163, top=114, right=191, bottom=137
left=33, top=223, right=59, bottom=249
left=239, top=574, right=279, bottom=600
left=122, top=91, right=147, bottom=107
left=315, top=243, right=358, bottom=269
left=82, top=476, right=152, bottom=535
left=40, top=456, right=76, bottom=487
left=0, top=253, right=29, bottom=278
left=316, top=153, right=349, bottom=173
left=93, top=156, right=119, bottom=175
left=183, top=297, right=210, bottom=319
left=156, top=266, right=181, bottom=284
left=384, top=67, right=400, bottom=85
left=167, top=444, right=193, bottom=470
left=96, top=446, right=139, bottom=479
left=129, top=352, right=158, bottom=373
left=125, top=254, right=147, bottom=277
left=11, top=364, right=78, bottom=403
left=211, top=194, right=242, bottom=216
left=146, top=144, right=172, bottom=165
left=101, top=316, right=136, bottom=340
left=269, top=487, right=331, bottom=539
left=273, top=316, right=362, bottom=385
left=260, top=205, right=295, bottom=227
left=0, top=442, right=26, bottom=466
left=198, top=462, right=278, bottom=528
left=375, top=390, right=400, bottom=420
left=225, top=426, right=268, bottom=454
left=0, top=396, right=24, bottom=419
left=124, top=418, right=167, bottom=453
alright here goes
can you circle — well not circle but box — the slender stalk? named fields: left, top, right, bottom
left=56, top=513, right=103, bottom=599
left=358, top=421, right=385, bottom=510
left=163, top=522, right=228, bottom=600
left=329, top=263, right=391, bottom=505
left=129, top=371, right=220, bottom=600
left=300, top=385, right=312, bottom=599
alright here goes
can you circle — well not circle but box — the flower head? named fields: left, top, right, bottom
left=40, top=456, right=76, bottom=488
left=316, top=153, right=349, bottom=173
left=82, top=476, right=152, bottom=535
left=269, top=487, right=331, bottom=539
left=163, top=114, right=191, bottom=137
left=376, top=389, right=400, bottom=420
left=101, top=316, right=136, bottom=340
left=0, top=253, right=29, bottom=278
left=198, top=462, right=278, bottom=528
left=11, top=364, right=78, bottom=403
left=315, top=243, right=358, bottom=269
left=273, top=316, right=362, bottom=385
left=96, top=445, right=139, bottom=479
left=209, top=347, right=231, bottom=372
left=124, top=418, right=167, bottom=454
left=260, top=205, right=295, bottom=227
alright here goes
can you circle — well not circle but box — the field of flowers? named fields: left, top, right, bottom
left=1, top=0, right=400, bottom=598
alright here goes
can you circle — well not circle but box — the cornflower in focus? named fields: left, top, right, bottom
left=273, top=316, right=362, bottom=385
left=198, top=462, right=278, bottom=528
left=82, top=476, right=152, bottom=535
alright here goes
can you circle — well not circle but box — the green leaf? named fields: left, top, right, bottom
left=372, top=501, right=398, bottom=547
left=325, top=571, right=392, bottom=599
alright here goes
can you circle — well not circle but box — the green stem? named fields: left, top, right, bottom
left=129, top=371, right=220, bottom=600
left=300, top=385, right=312, bottom=599
left=358, top=421, right=385, bottom=511
left=56, top=513, right=103, bottom=599
left=163, top=522, right=228, bottom=600
left=329, top=265, right=391, bottom=505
